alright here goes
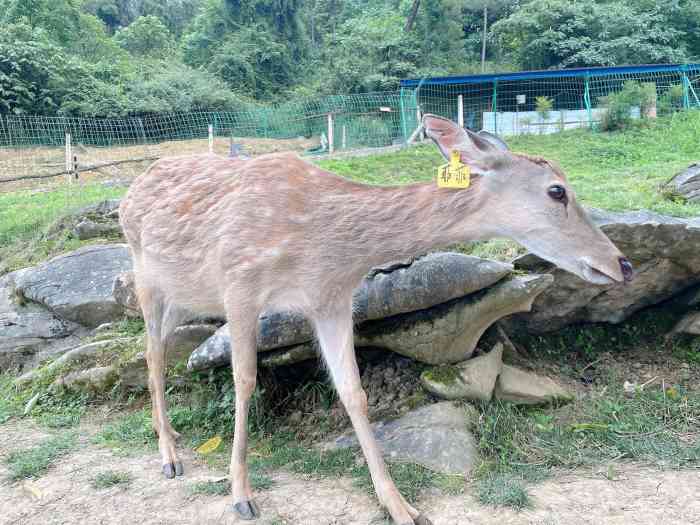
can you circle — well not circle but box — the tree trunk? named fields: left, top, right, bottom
left=405, top=0, right=421, bottom=32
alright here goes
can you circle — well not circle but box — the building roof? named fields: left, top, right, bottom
left=400, top=63, right=700, bottom=88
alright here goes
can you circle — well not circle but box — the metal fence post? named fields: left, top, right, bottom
left=327, top=113, right=334, bottom=154
left=492, top=80, right=498, bottom=135
left=399, top=87, right=408, bottom=143
left=584, top=74, right=592, bottom=128
left=681, top=65, right=691, bottom=110
left=457, top=94, right=464, bottom=128
left=208, top=124, right=214, bottom=154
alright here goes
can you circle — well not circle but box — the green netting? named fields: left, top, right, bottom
left=0, top=65, right=698, bottom=157
left=402, top=64, right=700, bottom=137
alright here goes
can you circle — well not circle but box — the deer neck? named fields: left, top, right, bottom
left=331, top=180, right=489, bottom=271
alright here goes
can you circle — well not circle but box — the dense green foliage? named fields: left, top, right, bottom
left=0, top=0, right=698, bottom=116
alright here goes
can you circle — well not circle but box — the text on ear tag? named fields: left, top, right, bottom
left=437, top=150, right=471, bottom=189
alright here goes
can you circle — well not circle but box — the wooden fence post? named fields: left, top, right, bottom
left=208, top=124, right=214, bottom=154
left=65, top=131, right=72, bottom=184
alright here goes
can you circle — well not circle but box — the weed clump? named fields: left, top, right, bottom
left=5, top=433, right=76, bottom=480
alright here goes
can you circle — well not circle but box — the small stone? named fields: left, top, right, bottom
left=420, top=343, right=504, bottom=402
left=494, top=365, right=573, bottom=406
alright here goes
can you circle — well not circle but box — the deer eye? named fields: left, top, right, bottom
left=547, top=184, right=567, bottom=202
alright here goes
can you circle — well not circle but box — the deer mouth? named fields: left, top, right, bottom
left=580, top=262, right=618, bottom=285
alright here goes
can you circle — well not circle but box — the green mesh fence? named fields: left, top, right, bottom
left=1, top=64, right=699, bottom=187
left=400, top=63, right=700, bottom=137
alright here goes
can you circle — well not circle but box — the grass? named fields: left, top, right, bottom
left=319, top=112, right=700, bottom=217
left=188, top=472, right=274, bottom=497
left=468, top=304, right=700, bottom=508
left=0, top=183, right=124, bottom=247
left=476, top=473, right=531, bottom=510
left=4, top=433, right=77, bottom=480
left=93, top=409, right=156, bottom=453
left=248, top=433, right=462, bottom=504
left=91, top=470, right=132, bottom=489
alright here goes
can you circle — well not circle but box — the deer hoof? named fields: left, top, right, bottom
left=414, top=515, right=434, bottom=525
left=162, top=462, right=184, bottom=479
left=233, top=500, right=260, bottom=520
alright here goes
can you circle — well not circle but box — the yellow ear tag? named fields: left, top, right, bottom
left=437, top=150, right=470, bottom=189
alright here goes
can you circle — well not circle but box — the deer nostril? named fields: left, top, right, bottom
left=619, top=257, right=634, bottom=282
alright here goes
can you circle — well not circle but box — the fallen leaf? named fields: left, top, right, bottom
left=196, top=436, right=222, bottom=455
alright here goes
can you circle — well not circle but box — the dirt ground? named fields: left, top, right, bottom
left=1, top=417, right=698, bottom=525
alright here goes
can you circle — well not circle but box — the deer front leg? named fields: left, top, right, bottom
left=314, top=310, right=433, bottom=525
left=227, top=305, right=262, bottom=520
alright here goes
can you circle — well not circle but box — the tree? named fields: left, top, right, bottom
left=492, top=0, right=689, bottom=70
left=114, top=15, right=175, bottom=57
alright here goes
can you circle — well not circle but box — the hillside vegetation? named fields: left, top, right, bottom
left=1, top=1, right=699, bottom=116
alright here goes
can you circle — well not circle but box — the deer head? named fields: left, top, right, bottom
left=423, top=114, right=633, bottom=285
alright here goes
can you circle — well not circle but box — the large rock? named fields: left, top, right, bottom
left=189, top=274, right=551, bottom=370
left=663, top=163, right=700, bottom=203
left=0, top=270, right=81, bottom=371
left=53, top=365, right=117, bottom=393
left=353, top=253, right=513, bottom=322
left=15, top=244, right=133, bottom=327
left=187, top=254, right=515, bottom=370
left=513, top=209, right=700, bottom=332
left=331, top=401, right=478, bottom=476
left=672, top=311, right=700, bottom=335
left=355, top=274, right=552, bottom=364
left=494, top=365, right=573, bottom=405
left=420, top=343, right=503, bottom=401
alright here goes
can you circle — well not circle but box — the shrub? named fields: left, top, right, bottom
left=600, top=81, right=657, bottom=131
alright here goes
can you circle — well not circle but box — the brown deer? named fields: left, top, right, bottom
left=119, top=115, right=633, bottom=525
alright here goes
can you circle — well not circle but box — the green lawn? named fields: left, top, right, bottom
left=0, top=184, right=125, bottom=247
left=319, top=111, right=700, bottom=217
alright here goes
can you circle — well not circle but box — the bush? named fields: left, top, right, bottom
left=341, top=116, right=395, bottom=148
left=658, top=84, right=686, bottom=116
left=600, top=81, right=657, bottom=131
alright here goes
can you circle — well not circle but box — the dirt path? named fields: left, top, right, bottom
left=0, top=418, right=698, bottom=525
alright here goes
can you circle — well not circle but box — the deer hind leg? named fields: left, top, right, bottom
left=136, top=282, right=187, bottom=479
left=314, top=307, right=433, bottom=525
left=226, top=301, right=263, bottom=520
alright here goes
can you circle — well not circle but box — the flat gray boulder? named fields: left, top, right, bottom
left=663, top=163, right=700, bottom=203
left=494, top=365, right=573, bottom=405
left=353, top=253, right=513, bottom=322
left=0, top=270, right=80, bottom=371
left=15, top=244, right=133, bottom=327
left=331, top=401, right=478, bottom=476
left=188, top=253, right=514, bottom=370
left=420, top=343, right=503, bottom=401
left=513, top=209, right=700, bottom=332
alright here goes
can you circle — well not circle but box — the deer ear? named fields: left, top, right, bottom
left=477, top=130, right=510, bottom=151
left=422, top=114, right=504, bottom=171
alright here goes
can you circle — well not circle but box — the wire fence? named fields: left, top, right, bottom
left=401, top=63, right=700, bottom=136
left=2, top=63, right=699, bottom=189
left=2, top=64, right=699, bottom=249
